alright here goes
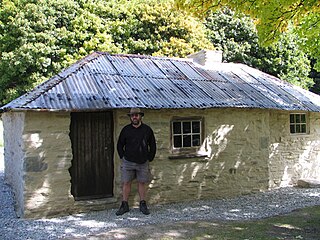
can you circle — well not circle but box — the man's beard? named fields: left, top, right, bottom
left=131, top=119, right=140, bottom=125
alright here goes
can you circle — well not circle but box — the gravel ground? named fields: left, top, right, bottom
left=1, top=148, right=320, bottom=239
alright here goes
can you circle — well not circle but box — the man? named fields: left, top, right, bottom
left=116, top=108, right=156, bottom=215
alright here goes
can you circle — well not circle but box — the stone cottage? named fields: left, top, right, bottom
left=1, top=50, right=320, bottom=218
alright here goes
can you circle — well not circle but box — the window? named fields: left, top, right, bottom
left=290, top=113, right=307, bottom=134
left=172, top=120, right=202, bottom=148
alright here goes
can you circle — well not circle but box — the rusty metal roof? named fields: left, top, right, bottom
left=1, top=51, right=320, bottom=112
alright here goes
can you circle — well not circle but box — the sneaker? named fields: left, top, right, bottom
left=116, top=201, right=129, bottom=216
left=139, top=200, right=150, bottom=215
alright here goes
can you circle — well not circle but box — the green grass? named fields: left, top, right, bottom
left=188, top=206, right=320, bottom=240
left=93, top=206, right=320, bottom=240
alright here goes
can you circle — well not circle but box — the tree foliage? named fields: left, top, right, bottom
left=84, top=0, right=213, bottom=56
left=176, top=0, right=320, bottom=71
left=0, top=0, right=118, bottom=105
left=0, top=0, right=213, bottom=105
left=0, top=0, right=317, bottom=106
left=204, top=9, right=313, bottom=89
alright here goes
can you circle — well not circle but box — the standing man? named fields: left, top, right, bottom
left=116, top=108, right=156, bottom=215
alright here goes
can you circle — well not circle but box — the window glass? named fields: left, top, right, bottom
left=183, top=135, right=191, bottom=147
left=174, top=136, right=182, bottom=148
left=183, top=122, right=191, bottom=134
left=290, top=114, right=295, bottom=123
left=172, top=119, right=202, bottom=148
left=290, top=125, right=295, bottom=133
left=290, top=113, right=307, bottom=134
left=192, top=121, right=200, bottom=133
left=192, top=134, right=201, bottom=146
left=173, top=122, right=181, bottom=134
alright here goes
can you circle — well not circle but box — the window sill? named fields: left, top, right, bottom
left=289, top=133, right=310, bottom=136
left=168, top=154, right=208, bottom=160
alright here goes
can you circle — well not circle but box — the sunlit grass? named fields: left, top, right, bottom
left=189, top=206, right=320, bottom=240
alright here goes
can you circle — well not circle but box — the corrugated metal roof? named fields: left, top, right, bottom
left=1, top=51, right=320, bottom=112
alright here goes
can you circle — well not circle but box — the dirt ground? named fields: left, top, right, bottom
left=66, top=220, right=237, bottom=240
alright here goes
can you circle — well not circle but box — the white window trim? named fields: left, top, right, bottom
left=289, top=112, right=309, bottom=135
left=170, top=117, right=205, bottom=158
left=172, top=120, right=202, bottom=149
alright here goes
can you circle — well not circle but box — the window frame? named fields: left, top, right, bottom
left=289, top=112, right=309, bottom=135
left=170, top=116, right=204, bottom=156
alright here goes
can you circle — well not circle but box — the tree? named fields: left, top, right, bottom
left=87, top=0, right=213, bottom=57
left=204, top=9, right=313, bottom=89
left=310, top=60, right=320, bottom=94
left=0, top=0, right=213, bottom=106
left=175, top=0, right=320, bottom=71
left=0, top=0, right=119, bottom=105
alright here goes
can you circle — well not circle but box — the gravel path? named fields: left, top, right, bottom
left=1, top=149, right=320, bottom=239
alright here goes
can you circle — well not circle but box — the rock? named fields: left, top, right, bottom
left=297, top=179, right=320, bottom=188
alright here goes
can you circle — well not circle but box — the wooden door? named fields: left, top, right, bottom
left=69, top=111, right=114, bottom=200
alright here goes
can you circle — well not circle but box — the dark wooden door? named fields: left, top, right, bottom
left=69, top=111, right=114, bottom=200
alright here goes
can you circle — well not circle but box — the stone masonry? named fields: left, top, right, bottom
left=2, top=112, right=25, bottom=217
left=2, top=108, right=320, bottom=218
left=269, top=111, right=320, bottom=188
left=115, top=108, right=270, bottom=206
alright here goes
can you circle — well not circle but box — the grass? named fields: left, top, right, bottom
left=94, top=205, right=320, bottom=240
left=188, top=205, right=320, bottom=240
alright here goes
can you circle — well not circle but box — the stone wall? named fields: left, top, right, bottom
left=114, top=108, right=271, bottom=206
left=20, top=111, right=118, bottom=218
left=19, top=112, right=74, bottom=217
left=0, top=119, right=3, bottom=146
left=4, top=108, right=320, bottom=218
left=269, top=111, right=320, bottom=188
left=4, top=111, right=119, bottom=218
left=2, top=112, right=25, bottom=217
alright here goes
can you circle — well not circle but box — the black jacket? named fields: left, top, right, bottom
left=117, top=123, right=156, bottom=164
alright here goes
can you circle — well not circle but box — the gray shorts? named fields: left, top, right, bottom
left=121, top=158, right=151, bottom=183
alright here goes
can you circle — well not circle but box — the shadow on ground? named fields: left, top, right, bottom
left=67, top=205, right=320, bottom=240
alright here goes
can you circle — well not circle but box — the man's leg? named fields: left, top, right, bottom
left=138, top=182, right=150, bottom=215
left=116, top=181, right=131, bottom=216
left=137, top=182, right=146, bottom=201
left=116, top=158, right=134, bottom=216
left=136, top=162, right=151, bottom=215
left=136, top=161, right=151, bottom=201
left=123, top=181, right=132, bottom=201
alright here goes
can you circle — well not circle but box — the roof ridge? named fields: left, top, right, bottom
left=102, top=52, right=191, bottom=62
